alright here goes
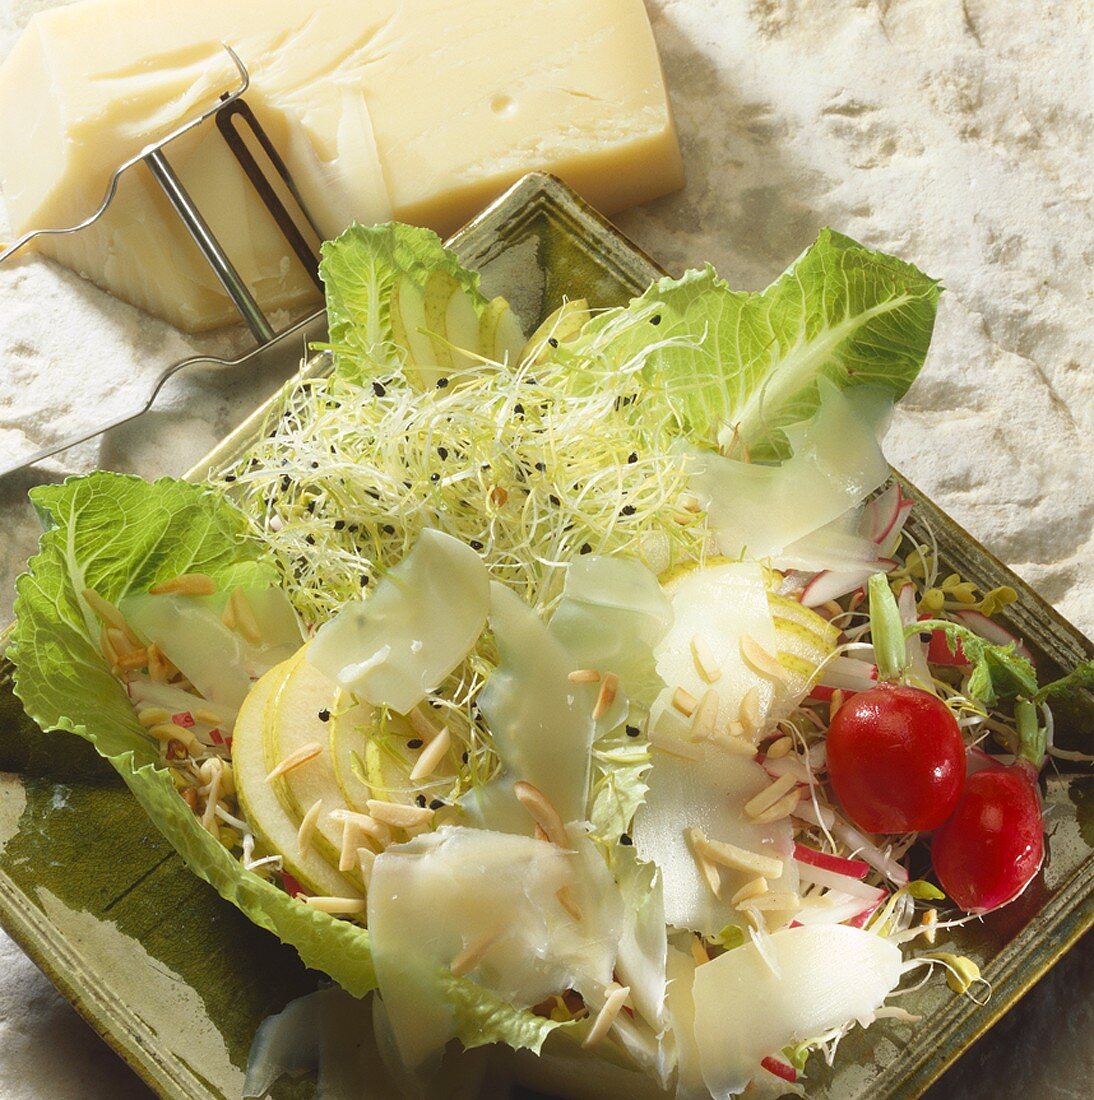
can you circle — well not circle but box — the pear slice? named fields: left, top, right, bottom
left=478, top=297, right=526, bottom=365
left=329, top=689, right=376, bottom=812
left=264, top=648, right=363, bottom=885
left=421, top=270, right=482, bottom=377
left=232, top=659, right=360, bottom=898
left=524, top=298, right=589, bottom=364
left=767, top=591, right=839, bottom=699
left=390, top=274, right=437, bottom=388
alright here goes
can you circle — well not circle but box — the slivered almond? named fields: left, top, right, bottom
left=708, top=729, right=757, bottom=756
left=83, top=588, right=140, bottom=644
left=685, top=828, right=723, bottom=898
left=149, top=572, right=216, bottom=596
left=266, top=742, right=323, bottom=781
left=751, top=788, right=801, bottom=824
left=582, top=983, right=630, bottom=1049
left=514, top=781, right=570, bottom=848
left=148, top=723, right=198, bottom=749
left=193, top=707, right=228, bottom=726
left=672, top=686, right=698, bottom=717
left=138, top=707, right=171, bottom=727
left=740, top=635, right=789, bottom=683
left=106, top=626, right=136, bottom=657
left=227, top=588, right=262, bottom=644
left=745, top=772, right=797, bottom=819
left=533, top=823, right=550, bottom=844
left=99, top=626, right=119, bottom=666
left=738, top=686, right=762, bottom=734
left=147, top=642, right=170, bottom=682
left=366, top=799, right=433, bottom=829
left=592, top=672, right=619, bottom=720
left=115, top=647, right=150, bottom=672
left=742, top=892, right=801, bottom=911
left=765, top=735, right=793, bottom=759
left=450, top=930, right=500, bottom=978
left=691, top=635, right=722, bottom=683
left=338, top=817, right=366, bottom=871
left=731, top=877, right=769, bottom=906
left=301, top=896, right=367, bottom=915
left=298, top=798, right=323, bottom=858
left=555, top=884, right=583, bottom=921
left=409, top=726, right=451, bottom=781
left=689, top=688, right=721, bottom=742
left=691, top=829, right=784, bottom=878
left=920, top=907, right=938, bottom=945
left=690, top=936, right=709, bottom=967
left=567, top=668, right=601, bottom=684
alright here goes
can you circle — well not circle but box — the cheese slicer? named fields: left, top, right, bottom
left=0, top=45, right=327, bottom=480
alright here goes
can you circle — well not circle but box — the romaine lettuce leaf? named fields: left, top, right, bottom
left=558, top=228, right=940, bottom=460
left=9, top=472, right=378, bottom=995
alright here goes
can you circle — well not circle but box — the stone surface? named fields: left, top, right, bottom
left=0, top=1, right=1090, bottom=1097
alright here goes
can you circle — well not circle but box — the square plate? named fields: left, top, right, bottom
left=0, top=173, right=1090, bottom=1099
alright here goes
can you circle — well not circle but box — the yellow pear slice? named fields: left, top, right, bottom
left=232, top=659, right=360, bottom=898
left=264, top=648, right=363, bottom=886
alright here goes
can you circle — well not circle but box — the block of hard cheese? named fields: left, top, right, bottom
left=0, top=0, right=683, bottom=332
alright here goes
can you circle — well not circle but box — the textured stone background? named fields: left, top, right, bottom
left=0, top=0, right=1090, bottom=1096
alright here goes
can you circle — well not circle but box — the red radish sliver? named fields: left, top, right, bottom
left=209, top=727, right=225, bottom=746
left=846, top=898, right=884, bottom=928
left=171, top=711, right=195, bottom=729
left=794, top=844, right=870, bottom=880
left=796, top=862, right=884, bottom=900
left=761, top=1056, right=798, bottom=1083
left=281, top=872, right=305, bottom=898
left=818, top=655, right=879, bottom=692
left=953, top=609, right=1034, bottom=662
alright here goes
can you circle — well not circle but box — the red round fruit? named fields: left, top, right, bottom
left=931, top=766, right=1043, bottom=913
left=825, top=682, right=965, bottom=833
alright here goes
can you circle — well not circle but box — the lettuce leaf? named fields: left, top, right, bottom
left=559, top=228, right=940, bottom=460
left=318, top=222, right=488, bottom=383
left=9, top=472, right=378, bottom=995
left=440, top=974, right=568, bottom=1055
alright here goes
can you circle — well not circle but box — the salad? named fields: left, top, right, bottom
left=10, top=224, right=1091, bottom=1099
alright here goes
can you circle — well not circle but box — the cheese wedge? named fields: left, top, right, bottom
left=0, top=0, right=683, bottom=331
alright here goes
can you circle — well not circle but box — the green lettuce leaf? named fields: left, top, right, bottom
left=912, top=618, right=1038, bottom=706
left=318, top=222, right=490, bottom=384
left=440, top=974, right=569, bottom=1055
left=560, top=228, right=941, bottom=459
left=9, top=472, right=377, bottom=995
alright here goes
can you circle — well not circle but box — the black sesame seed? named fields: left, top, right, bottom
left=305, top=534, right=316, bottom=546
left=461, top=751, right=470, bottom=764
left=306, top=500, right=317, bottom=514
left=650, top=314, right=662, bottom=325
left=431, top=473, right=440, bottom=483
left=514, top=403, right=525, bottom=416
left=407, top=738, right=424, bottom=750
left=333, top=519, right=345, bottom=530
left=620, top=833, right=634, bottom=846
left=549, top=494, right=561, bottom=506
left=627, top=452, right=638, bottom=464
left=372, top=380, right=386, bottom=397
left=621, top=504, right=636, bottom=516
left=360, top=574, right=370, bottom=586
left=382, top=524, right=396, bottom=535
left=547, top=337, right=559, bottom=348
left=626, top=725, right=640, bottom=737
left=310, top=460, right=319, bottom=469
left=438, top=446, right=449, bottom=460
left=224, top=474, right=237, bottom=483
left=416, top=794, right=427, bottom=808
left=317, top=708, right=330, bottom=722
left=470, top=539, right=484, bottom=551
left=436, top=377, right=450, bottom=389
left=579, top=543, right=592, bottom=555
left=429, top=798, right=445, bottom=810
left=535, top=461, right=546, bottom=472
left=280, top=475, right=291, bottom=491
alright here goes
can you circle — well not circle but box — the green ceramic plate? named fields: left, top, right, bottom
left=0, top=174, right=1090, bottom=1099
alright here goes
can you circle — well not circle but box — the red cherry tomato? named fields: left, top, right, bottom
left=931, top=765, right=1043, bottom=912
left=826, top=683, right=965, bottom=833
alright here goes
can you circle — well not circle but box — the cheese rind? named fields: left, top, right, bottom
left=0, top=0, right=683, bottom=332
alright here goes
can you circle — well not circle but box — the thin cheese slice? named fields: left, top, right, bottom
left=0, top=0, right=683, bottom=331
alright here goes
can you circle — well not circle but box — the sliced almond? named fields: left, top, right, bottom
left=297, top=798, right=323, bottom=859
left=149, top=572, right=217, bottom=597
left=450, top=929, right=501, bottom=978
left=740, top=635, right=789, bottom=683
left=731, top=876, right=769, bottom=907
left=366, top=799, right=433, bottom=829
left=672, top=686, right=698, bottom=717
left=691, top=829, right=784, bottom=879
left=266, top=742, right=323, bottom=781
left=514, top=781, right=569, bottom=849
left=357, top=847, right=376, bottom=888
left=301, top=895, right=367, bottom=915
left=744, top=772, right=797, bottom=819
left=689, top=688, right=721, bottom=742
left=83, top=588, right=140, bottom=645
left=567, top=668, right=601, bottom=684
left=750, top=787, right=801, bottom=824
left=691, top=635, right=722, bottom=683
left=738, top=686, right=762, bottom=734
left=582, top=983, right=630, bottom=1049
left=685, top=828, right=723, bottom=898
left=920, top=907, right=938, bottom=945
left=592, top=672, right=619, bottom=720
left=765, top=735, right=793, bottom=759
left=409, top=726, right=452, bottom=781
left=555, top=884, right=583, bottom=921
left=227, top=588, right=262, bottom=644
left=708, top=729, right=758, bottom=756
